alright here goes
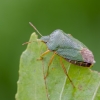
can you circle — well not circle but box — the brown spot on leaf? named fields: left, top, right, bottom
left=78, top=85, right=83, bottom=90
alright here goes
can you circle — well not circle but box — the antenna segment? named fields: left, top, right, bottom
left=29, top=22, right=43, bottom=37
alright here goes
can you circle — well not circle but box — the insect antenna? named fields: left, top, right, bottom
left=22, top=41, right=37, bottom=45
left=29, top=22, right=43, bottom=37
left=22, top=22, right=42, bottom=45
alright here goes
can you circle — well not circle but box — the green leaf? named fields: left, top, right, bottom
left=16, top=33, right=100, bottom=100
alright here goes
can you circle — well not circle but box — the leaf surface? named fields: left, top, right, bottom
left=16, top=33, right=100, bottom=100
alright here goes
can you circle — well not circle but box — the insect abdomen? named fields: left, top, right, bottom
left=66, top=58, right=92, bottom=67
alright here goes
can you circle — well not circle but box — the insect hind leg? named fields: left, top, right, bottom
left=60, top=57, right=75, bottom=88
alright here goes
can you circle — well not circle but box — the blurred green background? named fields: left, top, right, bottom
left=0, top=0, right=100, bottom=100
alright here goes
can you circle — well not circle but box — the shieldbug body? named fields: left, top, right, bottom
left=40, top=30, right=95, bottom=67
left=27, top=22, right=95, bottom=87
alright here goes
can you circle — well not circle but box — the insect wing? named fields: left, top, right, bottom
left=56, top=48, right=84, bottom=61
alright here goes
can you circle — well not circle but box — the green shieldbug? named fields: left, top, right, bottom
left=40, top=30, right=95, bottom=67
left=26, top=22, right=95, bottom=88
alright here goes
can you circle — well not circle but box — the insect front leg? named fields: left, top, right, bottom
left=37, top=49, right=50, bottom=60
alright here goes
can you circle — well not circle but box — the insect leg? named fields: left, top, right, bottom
left=48, top=53, right=56, bottom=68
left=44, top=53, right=56, bottom=79
left=38, top=50, right=50, bottom=60
left=60, top=57, right=75, bottom=88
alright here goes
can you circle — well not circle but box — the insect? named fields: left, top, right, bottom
left=26, top=22, right=95, bottom=88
